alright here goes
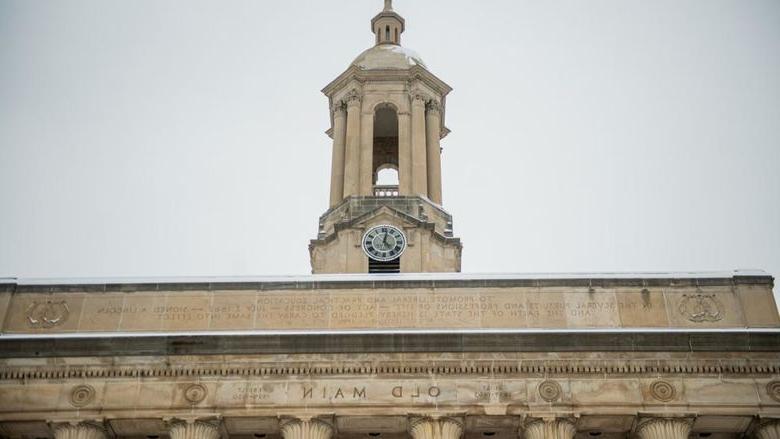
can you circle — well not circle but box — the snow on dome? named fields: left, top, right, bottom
left=351, top=44, right=426, bottom=70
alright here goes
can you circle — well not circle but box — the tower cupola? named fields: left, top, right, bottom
left=372, top=0, right=405, bottom=45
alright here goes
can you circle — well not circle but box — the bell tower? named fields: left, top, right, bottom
left=309, top=0, right=462, bottom=274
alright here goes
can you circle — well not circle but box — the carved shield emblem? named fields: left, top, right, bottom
left=26, top=300, right=70, bottom=328
left=678, top=294, right=723, bottom=323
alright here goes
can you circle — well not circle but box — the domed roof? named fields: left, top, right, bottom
left=352, top=44, right=426, bottom=70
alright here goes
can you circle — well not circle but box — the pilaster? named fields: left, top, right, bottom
left=425, top=99, right=443, bottom=205
left=343, top=89, right=362, bottom=197
left=410, top=91, right=429, bottom=197
left=329, top=102, right=347, bottom=207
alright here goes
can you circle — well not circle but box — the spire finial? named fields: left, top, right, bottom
left=384, top=0, right=393, bottom=11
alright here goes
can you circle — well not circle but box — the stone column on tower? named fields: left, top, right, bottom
left=409, top=417, right=464, bottom=439
left=359, top=104, right=375, bottom=196
left=425, top=99, right=443, bottom=204
left=343, top=90, right=362, bottom=197
left=522, top=419, right=577, bottom=439
left=635, top=418, right=692, bottom=439
left=280, top=419, right=334, bottom=439
left=410, top=91, right=429, bottom=196
left=168, top=420, right=221, bottom=439
left=398, top=108, right=413, bottom=195
left=53, top=423, right=107, bottom=439
left=329, top=101, right=347, bottom=207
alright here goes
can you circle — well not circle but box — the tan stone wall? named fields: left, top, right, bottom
left=1, top=351, right=780, bottom=420
left=1, top=280, right=776, bottom=334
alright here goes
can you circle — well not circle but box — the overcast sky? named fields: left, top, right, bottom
left=1, top=1, right=779, bottom=288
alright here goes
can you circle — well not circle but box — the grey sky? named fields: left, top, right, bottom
left=1, top=1, right=779, bottom=289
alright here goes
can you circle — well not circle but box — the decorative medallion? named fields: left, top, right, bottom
left=766, top=381, right=780, bottom=402
left=70, top=384, right=95, bottom=407
left=678, top=294, right=723, bottom=323
left=538, top=380, right=562, bottom=402
left=184, top=383, right=208, bottom=404
left=649, top=380, right=676, bottom=402
left=26, top=300, right=70, bottom=328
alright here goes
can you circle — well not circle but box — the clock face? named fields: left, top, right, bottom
left=362, top=225, right=407, bottom=262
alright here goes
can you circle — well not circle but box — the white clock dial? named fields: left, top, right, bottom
left=362, top=225, right=407, bottom=262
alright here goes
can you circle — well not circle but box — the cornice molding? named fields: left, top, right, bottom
left=3, top=358, right=779, bottom=382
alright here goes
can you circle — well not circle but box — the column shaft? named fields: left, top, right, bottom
left=343, top=91, right=362, bottom=197
left=522, top=419, right=576, bottom=439
left=425, top=101, right=443, bottom=205
left=359, top=109, right=375, bottom=196
left=410, top=93, right=429, bottom=197
left=168, top=421, right=220, bottom=439
left=635, top=419, right=692, bottom=439
left=329, top=104, right=347, bottom=207
left=280, top=419, right=334, bottom=439
left=397, top=110, right=413, bottom=195
left=54, top=424, right=107, bottom=439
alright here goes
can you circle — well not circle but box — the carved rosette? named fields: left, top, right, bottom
left=409, top=417, right=464, bottom=439
left=649, top=380, right=676, bottom=402
left=521, top=419, right=576, bottom=439
left=635, top=418, right=692, bottom=439
left=755, top=420, right=780, bottom=439
left=538, top=380, right=563, bottom=402
left=183, top=383, right=208, bottom=404
left=767, top=381, right=780, bottom=402
left=53, top=423, right=107, bottom=439
left=279, top=419, right=334, bottom=439
left=168, top=421, right=221, bottom=439
left=70, top=384, right=96, bottom=407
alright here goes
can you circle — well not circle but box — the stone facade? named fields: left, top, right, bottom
left=1, top=272, right=780, bottom=439
left=2, top=3, right=779, bottom=439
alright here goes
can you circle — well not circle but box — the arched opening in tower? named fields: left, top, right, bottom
left=373, top=105, right=399, bottom=197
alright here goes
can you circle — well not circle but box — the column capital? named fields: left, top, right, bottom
left=520, top=418, right=576, bottom=439
left=411, top=91, right=431, bottom=105
left=426, top=99, right=442, bottom=114
left=51, top=422, right=107, bottom=439
left=166, top=419, right=222, bottom=439
left=345, top=89, right=362, bottom=107
left=279, top=418, right=334, bottom=439
left=409, top=417, right=464, bottom=439
left=754, top=419, right=780, bottom=439
left=635, top=418, right=693, bottom=439
left=331, top=101, right=346, bottom=116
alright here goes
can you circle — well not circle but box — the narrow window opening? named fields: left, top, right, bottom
left=394, top=28, right=399, bottom=43
left=373, top=105, right=399, bottom=196
left=385, top=25, right=390, bottom=41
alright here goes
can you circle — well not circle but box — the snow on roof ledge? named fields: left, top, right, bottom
left=2, top=269, right=772, bottom=286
